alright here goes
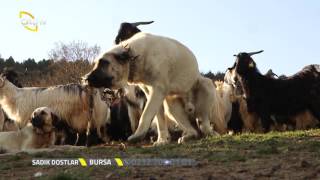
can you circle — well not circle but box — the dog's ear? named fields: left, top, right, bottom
left=113, top=50, right=131, bottom=64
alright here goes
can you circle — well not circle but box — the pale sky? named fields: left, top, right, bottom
left=0, top=0, right=319, bottom=75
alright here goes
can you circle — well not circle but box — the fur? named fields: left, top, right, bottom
left=84, top=32, right=216, bottom=144
left=0, top=77, right=110, bottom=143
left=0, top=107, right=60, bottom=153
left=227, top=51, right=320, bottom=131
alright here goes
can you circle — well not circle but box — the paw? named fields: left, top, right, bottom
left=153, top=139, right=170, bottom=146
left=128, top=133, right=145, bottom=143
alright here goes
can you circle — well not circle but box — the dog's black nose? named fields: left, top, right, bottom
left=31, top=116, right=44, bottom=128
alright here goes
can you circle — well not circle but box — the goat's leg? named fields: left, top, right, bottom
left=128, top=87, right=165, bottom=143
left=310, top=103, right=320, bottom=122
left=64, top=130, right=78, bottom=145
left=86, top=128, right=103, bottom=146
left=259, top=114, right=272, bottom=132
left=76, top=132, right=87, bottom=146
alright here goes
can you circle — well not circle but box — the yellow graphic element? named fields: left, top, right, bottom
left=78, top=158, right=87, bottom=167
left=19, top=11, right=38, bottom=32
left=114, top=158, right=124, bottom=167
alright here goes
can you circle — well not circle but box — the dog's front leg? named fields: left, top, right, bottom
left=128, top=88, right=165, bottom=143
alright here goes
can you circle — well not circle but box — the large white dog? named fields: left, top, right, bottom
left=84, top=32, right=218, bottom=144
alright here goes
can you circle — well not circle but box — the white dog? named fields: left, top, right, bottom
left=84, top=32, right=217, bottom=144
left=0, top=107, right=57, bottom=153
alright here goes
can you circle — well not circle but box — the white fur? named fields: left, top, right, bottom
left=213, top=81, right=234, bottom=134
left=0, top=77, right=109, bottom=139
left=88, top=32, right=216, bottom=144
left=0, top=123, right=55, bottom=153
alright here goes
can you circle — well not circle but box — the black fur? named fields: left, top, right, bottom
left=86, top=128, right=104, bottom=146
left=227, top=102, right=243, bottom=133
left=232, top=51, right=320, bottom=131
left=76, top=133, right=87, bottom=146
left=114, top=21, right=154, bottom=44
left=51, top=113, right=77, bottom=145
left=107, top=99, right=133, bottom=141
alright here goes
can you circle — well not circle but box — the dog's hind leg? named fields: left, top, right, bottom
left=153, top=104, right=171, bottom=146
left=164, top=98, right=198, bottom=144
left=194, top=77, right=217, bottom=136
left=128, top=87, right=166, bottom=143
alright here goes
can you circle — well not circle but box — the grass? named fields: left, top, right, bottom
left=38, top=171, right=90, bottom=180
left=1, top=129, right=320, bottom=179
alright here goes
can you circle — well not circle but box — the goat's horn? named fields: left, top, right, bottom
left=247, top=50, right=264, bottom=56
left=130, top=21, right=154, bottom=27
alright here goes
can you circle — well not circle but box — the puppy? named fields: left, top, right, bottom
left=0, top=107, right=57, bottom=153
left=31, top=107, right=79, bottom=145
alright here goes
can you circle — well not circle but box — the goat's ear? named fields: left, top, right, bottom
left=248, top=61, right=255, bottom=68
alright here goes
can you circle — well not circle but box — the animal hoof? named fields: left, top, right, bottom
left=178, top=134, right=198, bottom=144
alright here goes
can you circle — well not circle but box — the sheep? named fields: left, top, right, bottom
left=227, top=50, right=320, bottom=131
left=0, top=75, right=110, bottom=146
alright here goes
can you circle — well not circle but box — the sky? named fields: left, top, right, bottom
left=0, top=0, right=319, bottom=75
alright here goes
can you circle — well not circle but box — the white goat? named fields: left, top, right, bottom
left=0, top=75, right=110, bottom=141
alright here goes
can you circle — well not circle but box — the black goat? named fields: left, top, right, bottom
left=114, top=21, right=154, bottom=44
left=228, top=50, right=320, bottom=131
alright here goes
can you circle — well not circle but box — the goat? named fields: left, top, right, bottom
left=227, top=50, right=320, bottom=131
left=212, top=81, right=233, bottom=134
left=0, top=75, right=110, bottom=146
left=115, top=21, right=154, bottom=44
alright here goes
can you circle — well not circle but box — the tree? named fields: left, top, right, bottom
left=48, top=40, right=101, bottom=62
left=5, top=56, right=16, bottom=67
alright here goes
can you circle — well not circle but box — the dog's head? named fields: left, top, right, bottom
left=83, top=46, right=137, bottom=90
left=31, top=107, right=59, bottom=134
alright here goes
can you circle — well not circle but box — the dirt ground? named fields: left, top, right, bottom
left=1, top=130, right=320, bottom=180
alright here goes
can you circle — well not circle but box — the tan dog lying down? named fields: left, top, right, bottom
left=0, top=107, right=57, bottom=153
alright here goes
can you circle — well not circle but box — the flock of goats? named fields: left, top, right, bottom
left=0, top=21, right=319, bottom=154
